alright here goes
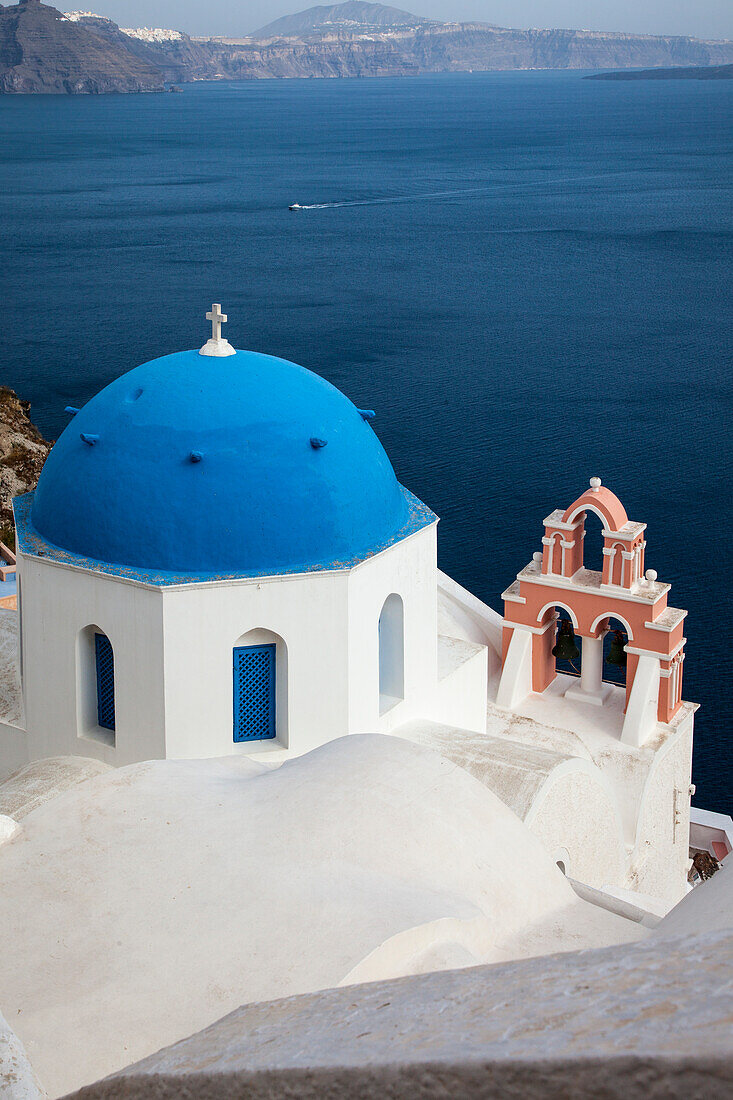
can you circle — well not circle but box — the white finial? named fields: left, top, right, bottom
left=199, top=303, right=236, bottom=357
left=533, top=551, right=543, bottom=563
left=589, top=477, right=602, bottom=492
left=645, top=569, right=657, bottom=583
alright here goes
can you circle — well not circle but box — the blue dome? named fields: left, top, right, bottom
left=31, top=350, right=415, bottom=576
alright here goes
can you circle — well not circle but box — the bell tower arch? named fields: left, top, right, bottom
left=497, top=478, right=688, bottom=747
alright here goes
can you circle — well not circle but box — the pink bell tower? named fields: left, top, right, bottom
left=497, top=479, right=687, bottom=746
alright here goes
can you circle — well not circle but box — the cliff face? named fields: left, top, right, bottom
left=0, top=0, right=164, bottom=93
left=0, top=388, right=50, bottom=544
left=201, top=34, right=419, bottom=80
left=197, top=21, right=733, bottom=80
left=80, top=15, right=220, bottom=85
left=1, top=1, right=732, bottom=93
left=402, top=23, right=726, bottom=72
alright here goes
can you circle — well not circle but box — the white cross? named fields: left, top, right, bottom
left=206, top=303, right=227, bottom=343
left=199, top=301, right=236, bottom=357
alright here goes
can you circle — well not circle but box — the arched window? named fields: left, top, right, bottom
left=582, top=510, right=606, bottom=574
left=77, top=625, right=116, bottom=746
left=94, top=633, right=116, bottom=732
left=379, top=594, right=404, bottom=714
left=550, top=533, right=562, bottom=575
left=233, top=644, right=276, bottom=742
left=602, top=616, right=630, bottom=688
left=232, top=629, right=287, bottom=745
left=552, top=606, right=581, bottom=679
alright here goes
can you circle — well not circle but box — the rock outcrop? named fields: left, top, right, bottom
left=0, top=0, right=164, bottom=93
left=0, top=387, right=50, bottom=544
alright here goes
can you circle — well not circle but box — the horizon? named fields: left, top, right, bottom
left=42, top=1, right=733, bottom=42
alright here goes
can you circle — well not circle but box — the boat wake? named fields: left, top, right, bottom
left=288, top=173, right=626, bottom=211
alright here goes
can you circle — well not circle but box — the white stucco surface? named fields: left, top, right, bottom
left=656, top=858, right=732, bottom=937
left=397, top=721, right=626, bottom=889
left=14, top=524, right=491, bottom=765
left=0, top=815, right=19, bottom=846
left=477, top=681, right=693, bottom=904
left=18, top=557, right=166, bottom=768
left=0, top=735, right=644, bottom=1097
left=0, top=757, right=111, bottom=821
left=0, top=612, right=22, bottom=728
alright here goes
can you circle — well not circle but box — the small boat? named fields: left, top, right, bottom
left=289, top=203, right=303, bottom=211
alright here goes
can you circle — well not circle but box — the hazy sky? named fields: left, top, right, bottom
left=79, top=2, right=733, bottom=40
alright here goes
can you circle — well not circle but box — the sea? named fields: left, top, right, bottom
left=0, top=71, right=731, bottom=811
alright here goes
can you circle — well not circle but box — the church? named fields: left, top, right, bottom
left=0, top=305, right=696, bottom=909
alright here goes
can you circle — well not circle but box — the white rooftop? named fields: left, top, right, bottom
left=0, top=735, right=643, bottom=1096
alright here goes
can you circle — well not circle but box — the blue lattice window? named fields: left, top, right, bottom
left=233, top=644, right=276, bottom=742
left=95, top=632, right=116, bottom=732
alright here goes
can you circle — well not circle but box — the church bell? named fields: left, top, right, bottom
left=552, top=619, right=580, bottom=661
left=606, top=630, right=628, bottom=667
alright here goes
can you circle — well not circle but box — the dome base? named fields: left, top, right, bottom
left=199, top=338, right=236, bottom=358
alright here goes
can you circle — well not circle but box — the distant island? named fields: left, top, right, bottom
left=2, top=0, right=732, bottom=94
left=588, top=62, right=733, bottom=80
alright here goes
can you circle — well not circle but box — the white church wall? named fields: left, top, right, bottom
left=18, top=554, right=166, bottom=767
left=0, top=720, right=29, bottom=782
left=346, top=526, right=439, bottom=735
left=524, top=762, right=626, bottom=889
left=437, top=570, right=503, bottom=657
left=627, top=714, right=694, bottom=906
left=159, top=570, right=350, bottom=760
left=430, top=637, right=488, bottom=733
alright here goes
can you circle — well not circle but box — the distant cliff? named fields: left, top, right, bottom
left=2, top=0, right=732, bottom=93
left=180, top=11, right=733, bottom=82
left=0, top=0, right=164, bottom=93
left=253, top=1, right=436, bottom=38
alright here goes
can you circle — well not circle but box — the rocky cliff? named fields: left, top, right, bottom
left=0, top=388, right=50, bottom=545
left=197, top=14, right=733, bottom=80
left=77, top=13, right=220, bottom=85
left=0, top=0, right=164, bottom=93
left=2, top=1, right=732, bottom=93
left=403, top=22, right=730, bottom=72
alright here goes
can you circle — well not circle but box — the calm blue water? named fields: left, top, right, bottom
left=0, top=72, right=731, bottom=810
